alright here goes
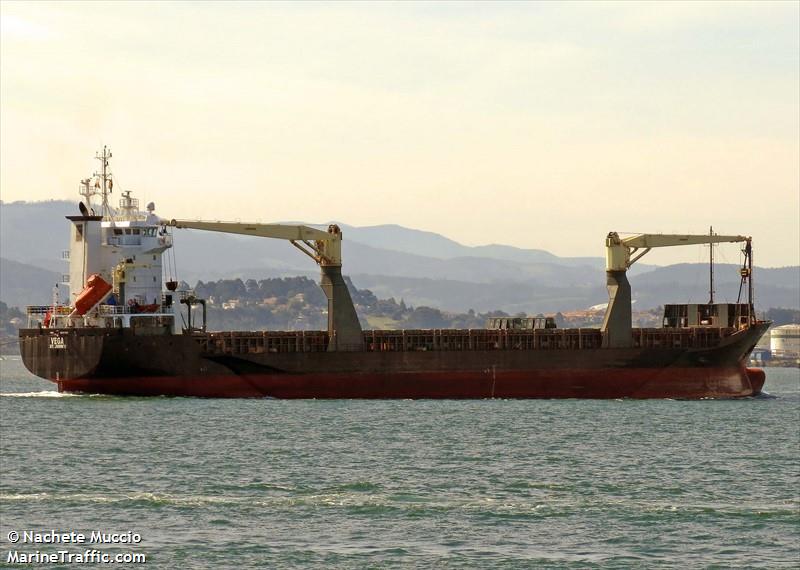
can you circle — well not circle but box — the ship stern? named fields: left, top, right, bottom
left=19, top=328, right=105, bottom=388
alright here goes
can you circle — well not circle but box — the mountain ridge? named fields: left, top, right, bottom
left=1, top=200, right=797, bottom=312
left=0, top=200, right=634, bottom=274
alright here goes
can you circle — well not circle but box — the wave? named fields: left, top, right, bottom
left=0, top=492, right=238, bottom=507
left=0, top=390, right=120, bottom=399
left=2, top=491, right=796, bottom=523
left=0, top=390, right=75, bottom=398
left=754, top=390, right=779, bottom=399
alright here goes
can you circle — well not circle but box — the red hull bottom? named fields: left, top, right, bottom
left=56, top=366, right=766, bottom=399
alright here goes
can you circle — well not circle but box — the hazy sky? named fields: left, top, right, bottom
left=2, top=1, right=798, bottom=267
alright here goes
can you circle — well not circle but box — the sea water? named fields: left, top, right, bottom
left=1, top=358, right=798, bottom=568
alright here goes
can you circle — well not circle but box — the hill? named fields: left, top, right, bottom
left=0, top=257, right=63, bottom=308
left=0, top=200, right=631, bottom=281
left=1, top=200, right=797, bottom=313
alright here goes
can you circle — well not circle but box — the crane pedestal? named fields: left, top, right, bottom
left=601, top=270, right=633, bottom=348
left=320, top=265, right=364, bottom=351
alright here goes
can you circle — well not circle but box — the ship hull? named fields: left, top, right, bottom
left=19, top=324, right=768, bottom=399
left=48, top=367, right=763, bottom=399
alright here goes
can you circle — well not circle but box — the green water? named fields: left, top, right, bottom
left=1, top=359, right=798, bottom=568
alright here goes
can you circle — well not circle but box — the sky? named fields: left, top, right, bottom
left=1, top=1, right=798, bottom=267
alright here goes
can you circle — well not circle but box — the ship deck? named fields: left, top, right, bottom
left=194, top=327, right=737, bottom=355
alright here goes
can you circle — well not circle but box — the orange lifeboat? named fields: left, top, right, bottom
left=70, top=274, right=113, bottom=316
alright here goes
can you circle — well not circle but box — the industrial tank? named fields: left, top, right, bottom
left=770, top=324, right=800, bottom=358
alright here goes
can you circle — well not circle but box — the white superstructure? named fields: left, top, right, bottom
left=67, top=194, right=172, bottom=307
left=28, top=148, right=178, bottom=331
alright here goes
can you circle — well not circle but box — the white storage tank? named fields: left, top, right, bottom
left=770, top=324, right=800, bottom=358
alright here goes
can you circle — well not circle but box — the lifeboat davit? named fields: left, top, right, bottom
left=69, top=274, right=113, bottom=317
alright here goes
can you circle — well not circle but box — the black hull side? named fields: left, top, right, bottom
left=19, top=324, right=768, bottom=399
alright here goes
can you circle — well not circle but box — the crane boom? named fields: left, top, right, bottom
left=165, top=219, right=361, bottom=351
left=168, top=220, right=334, bottom=242
left=168, top=219, right=343, bottom=266
left=606, top=231, right=750, bottom=271
left=620, top=233, right=748, bottom=248
left=601, top=230, right=754, bottom=348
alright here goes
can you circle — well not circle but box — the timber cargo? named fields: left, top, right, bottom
left=19, top=149, right=769, bottom=399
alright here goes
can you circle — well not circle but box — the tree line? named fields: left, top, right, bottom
left=192, top=277, right=511, bottom=330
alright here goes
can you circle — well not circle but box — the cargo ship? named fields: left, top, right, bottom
left=19, top=149, right=769, bottom=398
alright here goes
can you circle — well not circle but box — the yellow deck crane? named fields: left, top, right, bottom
left=166, top=220, right=363, bottom=351
left=602, top=232, right=753, bottom=348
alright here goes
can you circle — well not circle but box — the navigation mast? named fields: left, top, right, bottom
left=708, top=226, right=715, bottom=304
left=94, top=146, right=114, bottom=218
